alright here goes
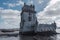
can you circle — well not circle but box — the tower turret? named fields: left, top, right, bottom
left=53, top=21, right=56, bottom=29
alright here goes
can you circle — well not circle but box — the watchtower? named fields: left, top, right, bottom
left=20, top=3, right=38, bottom=34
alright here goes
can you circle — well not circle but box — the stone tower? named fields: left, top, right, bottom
left=20, top=3, right=38, bottom=34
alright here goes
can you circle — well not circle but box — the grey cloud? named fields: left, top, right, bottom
left=0, top=9, right=21, bottom=29
left=44, top=1, right=60, bottom=17
left=37, top=0, right=60, bottom=26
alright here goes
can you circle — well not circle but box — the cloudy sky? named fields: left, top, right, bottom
left=0, top=0, right=60, bottom=29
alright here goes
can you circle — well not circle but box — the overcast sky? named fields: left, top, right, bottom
left=0, top=0, right=60, bottom=29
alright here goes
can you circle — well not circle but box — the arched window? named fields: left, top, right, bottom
left=28, top=12, right=31, bottom=21
left=29, top=16, right=31, bottom=21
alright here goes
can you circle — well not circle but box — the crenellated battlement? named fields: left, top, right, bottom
left=22, top=3, right=36, bottom=13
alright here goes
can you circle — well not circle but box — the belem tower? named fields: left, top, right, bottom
left=20, top=3, right=57, bottom=35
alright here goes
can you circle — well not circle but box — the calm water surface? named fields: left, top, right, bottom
left=0, top=34, right=60, bottom=40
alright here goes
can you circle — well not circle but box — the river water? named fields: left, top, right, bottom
left=0, top=29, right=60, bottom=40
left=0, top=34, right=60, bottom=40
